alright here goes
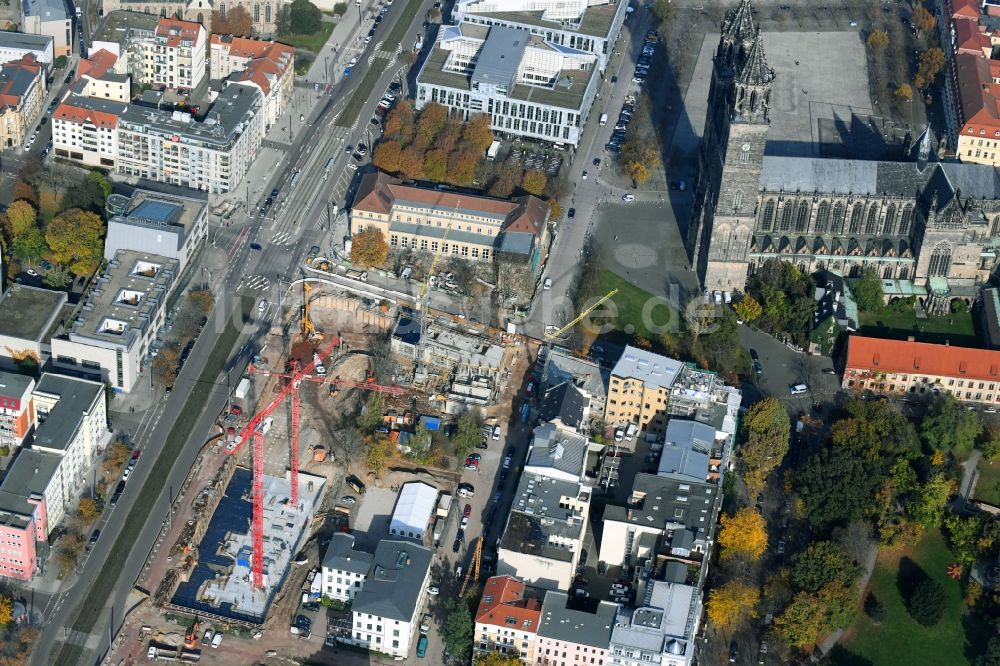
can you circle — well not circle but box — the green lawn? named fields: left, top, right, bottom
left=384, top=0, right=424, bottom=48
left=974, top=460, right=1000, bottom=506
left=858, top=308, right=979, bottom=346
left=837, top=529, right=986, bottom=666
left=335, top=57, right=389, bottom=128
left=278, top=21, right=335, bottom=53
left=595, top=270, right=678, bottom=339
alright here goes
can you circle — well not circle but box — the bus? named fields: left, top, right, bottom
left=416, top=635, right=428, bottom=658
left=323, top=157, right=335, bottom=180
left=290, top=170, right=302, bottom=188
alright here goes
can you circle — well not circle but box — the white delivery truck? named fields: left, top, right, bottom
left=487, top=140, right=501, bottom=160
left=234, top=377, right=251, bottom=400
left=600, top=113, right=608, bottom=126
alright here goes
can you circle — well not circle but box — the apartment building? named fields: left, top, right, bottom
left=0, top=54, right=46, bottom=149
left=541, top=347, right=607, bottom=420
left=0, top=285, right=67, bottom=372
left=76, top=50, right=131, bottom=102
left=454, top=0, right=628, bottom=72
left=352, top=171, right=550, bottom=264
left=116, top=82, right=265, bottom=193
left=52, top=95, right=126, bottom=168
left=0, top=373, right=36, bottom=452
left=524, top=421, right=593, bottom=484
left=0, top=373, right=108, bottom=580
left=605, top=346, right=684, bottom=439
left=416, top=23, right=600, bottom=147
left=350, top=540, right=433, bottom=658
left=0, top=32, right=53, bottom=68
left=843, top=335, right=1000, bottom=405
left=535, top=590, right=617, bottom=666
left=608, top=581, right=701, bottom=666
left=209, top=35, right=294, bottom=128
left=51, top=250, right=180, bottom=392
left=90, top=9, right=158, bottom=65
left=143, top=18, right=206, bottom=90
left=22, top=0, right=71, bottom=57
left=474, top=575, right=542, bottom=662
left=320, top=533, right=373, bottom=602
left=104, top=188, right=209, bottom=273
left=497, top=473, right=590, bottom=591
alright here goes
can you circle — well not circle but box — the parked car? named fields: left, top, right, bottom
left=493, top=425, right=501, bottom=440
left=340, top=496, right=357, bottom=505
left=463, top=503, right=472, bottom=518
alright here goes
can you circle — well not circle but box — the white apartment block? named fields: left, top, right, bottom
left=144, top=18, right=206, bottom=90
left=454, top=0, right=628, bottom=72
left=209, top=35, right=295, bottom=128
left=320, top=533, right=372, bottom=602
left=116, top=82, right=265, bottom=193
left=52, top=95, right=125, bottom=169
left=349, top=540, right=433, bottom=659
left=51, top=251, right=180, bottom=392
left=609, top=582, right=701, bottom=666
left=0, top=33, right=53, bottom=68
left=416, top=23, right=600, bottom=147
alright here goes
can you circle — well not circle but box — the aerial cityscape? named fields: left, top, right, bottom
left=0, top=0, right=998, bottom=664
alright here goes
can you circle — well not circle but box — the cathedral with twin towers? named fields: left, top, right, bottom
left=690, top=0, right=1000, bottom=303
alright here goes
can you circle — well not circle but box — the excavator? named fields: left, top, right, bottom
left=301, top=282, right=323, bottom=341
left=184, top=617, right=200, bottom=649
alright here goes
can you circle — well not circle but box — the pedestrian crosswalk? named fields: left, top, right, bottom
left=240, top=275, right=271, bottom=292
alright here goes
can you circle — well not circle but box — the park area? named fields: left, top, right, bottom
left=858, top=306, right=979, bottom=347
left=835, top=529, right=989, bottom=666
left=974, top=460, right=1000, bottom=507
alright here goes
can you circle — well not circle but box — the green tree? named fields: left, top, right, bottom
left=475, top=654, right=523, bottom=666
left=423, top=148, right=449, bottom=182
left=853, top=267, right=884, bottom=312
left=284, top=0, right=322, bottom=34
left=791, top=541, right=862, bottom=593
left=365, top=435, right=394, bottom=477
left=355, top=391, right=385, bottom=433
left=920, top=393, right=982, bottom=455
left=44, top=265, right=72, bottom=288
left=441, top=598, right=474, bottom=662
left=914, top=6, right=936, bottom=32
left=0, top=594, right=10, bottom=624
left=739, top=397, right=790, bottom=495
left=349, top=228, right=389, bottom=268
left=451, top=408, right=483, bottom=460
left=521, top=170, right=547, bottom=196
left=974, top=636, right=1000, bottom=666
left=907, top=578, right=947, bottom=626
left=6, top=199, right=36, bottom=236
left=915, top=47, right=945, bottom=89
left=980, top=427, right=1000, bottom=461
left=733, top=295, right=762, bottom=322
left=61, top=175, right=109, bottom=213
left=12, top=226, right=46, bottom=262
left=775, top=583, right=858, bottom=649
left=864, top=593, right=887, bottom=623
left=944, top=513, right=984, bottom=565
left=908, top=474, right=953, bottom=528
left=45, top=208, right=105, bottom=275
left=796, top=446, right=880, bottom=530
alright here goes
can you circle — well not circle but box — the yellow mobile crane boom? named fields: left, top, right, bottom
left=543, top=289, right=619, bottom=340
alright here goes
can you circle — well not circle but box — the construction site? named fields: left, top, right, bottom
left=106, top=274, right=535, bottom=664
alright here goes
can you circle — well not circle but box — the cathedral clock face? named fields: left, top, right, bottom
left=741, top=143, right=751, bottom=152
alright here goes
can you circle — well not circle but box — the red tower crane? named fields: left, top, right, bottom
left=226, top=339, right=407, bottom=590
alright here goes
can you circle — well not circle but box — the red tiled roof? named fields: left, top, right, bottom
left=952, top=0, right=982, bottom=20
left=0, top=55, right=41, bottom=109
left=845, top=336, right=1000, bottom=382
left=211, top=34, right=294, bottom=59
left=475, top=576, right=541, bottom=630
left=156, top=18, right=202, bottom=47
left=954, top=52, right=1000, bottom=131
left=233, top=42, right=294, bottom=96
left=77, top=49, right=118, bottom=81
left=53, top=101, right=118, bottom=129
left=955, top=18, right=992, bottom=53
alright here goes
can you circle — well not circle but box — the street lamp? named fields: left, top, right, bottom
left=356, top=0, right=363, bottom=25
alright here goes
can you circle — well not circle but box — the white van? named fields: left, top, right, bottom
left=543, top=277, right=552, bottom=290
left=789, top=384, right=808, bottom=396
left=256, top=416, right=274, bottom=434
left=600, top=113, right=608, bottom=126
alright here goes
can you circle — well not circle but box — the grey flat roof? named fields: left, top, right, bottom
left=537, top=590, right=617, bottom=647
left=656, top=419, right=715, bottom=483
left=352, top=540, right=432, bottom=622
left=58, top=93, right=128, bottom=117
left=23, top=0, right=67, bottom=21
left=0, top=489, right=35, bottom=528
left=472, top=26, right=528, bottom=89
left=66, top=249, right=177, bottom=349
left=474, top=3, right=619, bottom=39
left=0, top=285, right=67, bottom=342
left=33, top=374, right=103, bottom=452
left=0, top=32, right=53, bottom=50
left=603, top=473, right=716, bottom=534
left=120, top=82, right=262, bottom=148
left=116, top=189, right=206, bottom=232
left=0, top=371, right=35, bottom=403
left=610, top=346, right=683, bottom=390
left=542, top=348, right=607, bottom=400
left=0, top=448, right=61, bottom=498
left=321, top=533, right=373, bottom=576
left=93, top=9, right=159, bottom=45
left=527, top=422, right=587, bottom=479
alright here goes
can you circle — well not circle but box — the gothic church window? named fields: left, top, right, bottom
left=849, top=205, right=864, bottom=234
left=864, top=205, right=879, bottom=235
left=734, top=191, right=743, bottom=210
left=899, top=206, right=913, bottom=234
left=884, top=204, right=896, bottom=235
left=779, top=204, right=793, bottom=231
left=928, top=245, right=952, bottom=277
left=795, top=202, right=809, bottom=232
left=815, top=202, right=830, bottom=233
left=760, top=200, right=775, bottom=231
left=832, top=202, right=846, bottom=234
